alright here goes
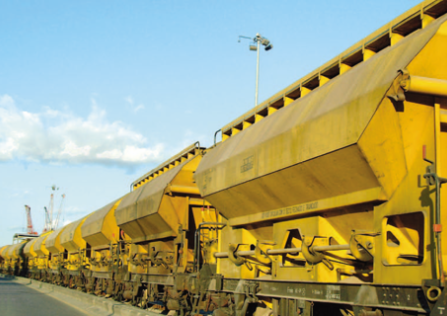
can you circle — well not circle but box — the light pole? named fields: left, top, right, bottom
left=239, top=33, right=273, bottom=106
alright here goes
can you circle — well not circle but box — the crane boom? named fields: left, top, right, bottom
left=24, top=205, right=38, bottom=235
left=43, top=185, right=65, bottom=232
left=53, top=194, right=65, bottom=229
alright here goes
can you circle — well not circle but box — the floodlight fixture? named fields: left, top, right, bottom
left=238, top=33, right=274, bottom=106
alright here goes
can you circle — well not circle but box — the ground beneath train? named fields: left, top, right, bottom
left=0, top=275, right=87, bottom=316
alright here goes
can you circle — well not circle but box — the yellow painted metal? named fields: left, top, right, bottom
left=196, top=14, right=447, bottom=285
left=300, top=86, right=311, bottom=97
left=81, top=199, right=124, bottom=274
left=283, top=97, right=294, bottom=106
left=196, top=18, right=440, bottom=222
left=220, top=0, right=447, bottom=141
left=228, top=187, right=382, bottom=227
left=254, top=114, right=264, bottom=123
left=363, top=48, right=376, bottom=60
left=59, top=216, right=91, bottom=271
left=116, top=144, right=217, bottom=277
left=45, top=227, right=66, bottom=254
left=32, top=232, right=51, bottom=270
left=0, top=245, right=9, bottom=270
left=81, top=199, right=121, bottom=249
left=267, top=107, right=277, bottom=115
left=132, top=143, right=200, bottom=190
left=402, top=75, right=447, bottom=97
left=32, top=233, right=50, bottom=257
left=9, top=243, right=25, bottom=259
left=115, top=145, right=204, bottom=243
left=339, top=63, right=351, bottom=74
left=0, top=245, right=7, bottom=271
left=2, top=245, right=11, bottom=260
left=1, top=245, right=13, bottom=272
left=371, top=20, right=447, bottom=284
left=391, top=32, right=404, bottom=45
left=2, top=0, right=446, bottom=303
left=319, top=75, right=330, bottom=86
left=23, top=239, right=37, bottom=260
left=435, top=100, right=442, bottom=175
left=0, top=245, right=7, bottom=259
left=423, top=13, right=436, bottom=28
left=6, top=243, right=26, bottom=273
left=6, top=244, right=15, bottom=259
left=60, top=216, right=90, bottom=253
left=8, top=244, right=18, bottom=269
left=272, top=214, right=374, bottom=282
left=24, top=239, right=38, bottom=271
left=165, top=185, right=201, bottom=196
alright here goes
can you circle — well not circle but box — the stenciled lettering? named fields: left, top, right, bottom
left=261, top=201, right=319, bottom=219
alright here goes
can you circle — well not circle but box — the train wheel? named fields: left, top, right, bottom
left=69, top=276, right=74, bottom=289
left=114, top=283, right=123, bottom=301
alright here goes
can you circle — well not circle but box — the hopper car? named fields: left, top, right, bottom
left=2, top=0, right=447, bottom=315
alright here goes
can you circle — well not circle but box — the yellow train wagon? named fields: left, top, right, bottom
left=23, top=238, right=38, bottom=278
left=81, top=199, right=126, bottom=296
left=45, top=226, right=67, bottom=284
left=32, top=232, right=52, bottom=281
left=59, top=215, right=91, bottom=289
left=0, top=245, right=10, bottom=274
left=194, top=0, right=447, bottom=315
left=114, top=142, right=221, bottom=308
left=7, top=243, right=26, bottom=276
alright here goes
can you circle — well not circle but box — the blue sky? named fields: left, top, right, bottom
left=0, top=0, right=422, bottom=245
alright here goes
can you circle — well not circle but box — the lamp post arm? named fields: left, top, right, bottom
left=238, top=35, right=252, bottom=42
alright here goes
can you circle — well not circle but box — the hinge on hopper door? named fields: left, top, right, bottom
left=349, top=230, right=380, bottom=262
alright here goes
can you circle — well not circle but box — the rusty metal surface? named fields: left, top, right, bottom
left=92, top=271, right=112, bottom=279
left=217, top=278, right=428, bottom=313
left=137, top=273, right=175, bottom=286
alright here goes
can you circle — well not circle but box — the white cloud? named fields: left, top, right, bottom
left=125, top=96, right=134, bottom=105
left=60, top=141, right=91, bottom=157
left=0, top=94, right=15, bottom=107
left=125, top=95, right=145, bottom=112
left=0, top=95, right=164, bottom=167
